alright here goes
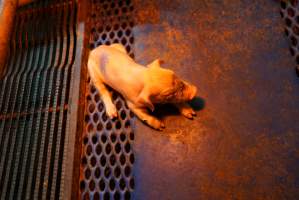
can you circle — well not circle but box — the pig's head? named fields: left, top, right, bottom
left=137, top=59, right=197, bottom=111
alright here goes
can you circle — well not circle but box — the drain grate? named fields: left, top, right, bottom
left=0, top=0, right=78, bottom=199
left=79, top=0, right=135, bottom=199
left=280, top=0, right=299, bottom=75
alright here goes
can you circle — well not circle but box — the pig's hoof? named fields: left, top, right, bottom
left=149, top=119, right=165, bottom=131
left=181, top=108, right=196, bottom=119
left=106, top=106, right=118, bottom=119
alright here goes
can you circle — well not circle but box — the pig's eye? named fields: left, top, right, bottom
left=177, top=81, right=184, bottom=91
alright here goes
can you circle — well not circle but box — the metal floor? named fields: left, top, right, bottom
left=131, top=0, right=299, bottom=199
left=1, top=0, right=299, bottom=199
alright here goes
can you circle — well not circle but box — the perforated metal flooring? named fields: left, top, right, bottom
left=280, top=0, right=299, bottom=76
left=78, top=0, right=135, bottom=200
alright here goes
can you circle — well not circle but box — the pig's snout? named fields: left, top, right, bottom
left=179, top=81, right=197, bottom=102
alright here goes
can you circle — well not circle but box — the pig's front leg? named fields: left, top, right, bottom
left=174, top=103, right=196, bottom=119
left=127, top=101, right=165, bottom=131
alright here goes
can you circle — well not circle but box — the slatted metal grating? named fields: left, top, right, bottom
left=0, top=0, right=78, bottom=199
left=79, top=0, right=135, bottom=199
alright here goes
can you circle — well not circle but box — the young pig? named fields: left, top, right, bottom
left=88, top=44, right=197, bottom=130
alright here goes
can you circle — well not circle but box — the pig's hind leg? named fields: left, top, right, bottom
left=88, top=60, right=118, bottom=119
left=96, top=80, right=118, bottom=119
left=126, top=101, right=165, bottom=131
left=174, top=103, right=196, bottom=119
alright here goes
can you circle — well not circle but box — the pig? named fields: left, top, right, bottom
left=87, top=43, right=197, bottom=130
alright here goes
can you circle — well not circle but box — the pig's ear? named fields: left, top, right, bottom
left=147, top=59, right=164, bottom=69
left=137, top=87, right=154, bottom=112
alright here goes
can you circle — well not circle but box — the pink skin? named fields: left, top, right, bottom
left=88, top=43, right=198, bottom=130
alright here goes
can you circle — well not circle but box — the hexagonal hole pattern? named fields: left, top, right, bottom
left=80, top=0, right=135, bottom=198
left=280, top=0, right=299, bottom=75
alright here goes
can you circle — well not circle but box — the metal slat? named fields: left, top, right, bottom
left=46, top=2, right=71, bottom=199
left=0, top=13, right=27, bottom=197
left=34, top=1, right=66, bottom=199
left=13, top=10, right=42, bottom=197
left=49, top=2, right=76, bottom=199
left=24, top=3, right=59, bottom=198
left=0, top=11, right=19, bottom=114
left=14, top=6, right=53, bottom=200
left=60, top=1, right=81, bottom=199
left=25, top=4, right=55, bottom=199
left=26, top=3, right=60, bottom=199
left=7, top=10, right=36, bottom=200
left=0, top=13, right=23, bottom=115
left=40, top=13, right=66, bottom=200
left=32, top=2, right=61, bottom=199
left=0, top=10, right=19, bottom=163
left=0, top=13, right=23, bottom=156
left=2, top=18, right=28, bottom=199
left=1, top=11, right=32, bottom=199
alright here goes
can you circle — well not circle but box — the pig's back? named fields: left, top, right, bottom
left=89, top=45, right=144, bottom=100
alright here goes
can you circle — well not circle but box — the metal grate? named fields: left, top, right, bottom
left=89, top=0, right=135, bottom=57
left=79, top=0, right=135, bottom=199
left=0, top=0, right=78, bottom=199
left=280, top=0, right=299, bottom=75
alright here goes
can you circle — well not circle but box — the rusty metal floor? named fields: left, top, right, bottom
left=131, top=0, right=299, bottom=199
left=1, top=0, right=299, bottom=199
